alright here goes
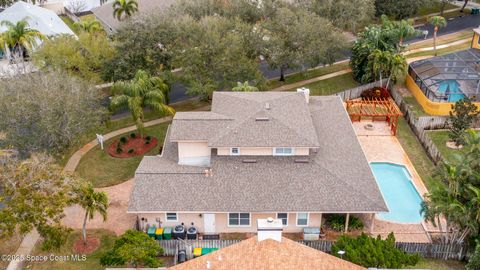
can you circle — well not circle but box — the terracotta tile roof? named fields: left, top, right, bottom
left=168, top=236, right=366, bottom=270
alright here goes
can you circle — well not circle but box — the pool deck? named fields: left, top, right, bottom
left=353, top=121, right=431, bottom=243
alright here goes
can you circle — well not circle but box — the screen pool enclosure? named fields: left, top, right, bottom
left=408, top=49, right=480, bottom=103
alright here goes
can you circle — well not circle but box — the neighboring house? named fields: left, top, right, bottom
left=169, top=218, right=366, bottom=270
left=91, top=0, right=176, bottom=35
left=128, top=91, right=388, bottom=234
left=406, top=28, right=480, bottom=115
left=0, top=1, right=75, bottom=37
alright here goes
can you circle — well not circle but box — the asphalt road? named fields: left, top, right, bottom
left=167, top=13, right=480, bottom=103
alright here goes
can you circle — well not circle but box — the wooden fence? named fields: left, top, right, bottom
left=334, top=80, right=386, bottom=101
left=389, top=86, right=444, bottom=164
left=158, top=239, right=467, bottom=260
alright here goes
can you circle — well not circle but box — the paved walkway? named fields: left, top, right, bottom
left=353, top=121, right=431, bottom=243
left=404, top=38, right=471, bottom=56
left=63, top=116, right=173, bottom=173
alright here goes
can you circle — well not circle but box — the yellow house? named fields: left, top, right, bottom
left=406, top=28, right=480, bottom=115
left=472, top=27, right=480, bottom=49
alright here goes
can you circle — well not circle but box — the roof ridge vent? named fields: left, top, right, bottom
left=294, top=159, right=309, bottom=163
left=255, top=117, right=269, bottom=121
left=242, top=159, right=257, bottom=163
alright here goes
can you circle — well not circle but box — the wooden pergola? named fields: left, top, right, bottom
left=346, top=97, right=402, bottom=135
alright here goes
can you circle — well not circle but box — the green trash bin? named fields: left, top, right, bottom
left=163, top=227, right=172, bottom=240
left=155, top=228, right=164, bottom=240
left=147, top=226, right=156, bottom=238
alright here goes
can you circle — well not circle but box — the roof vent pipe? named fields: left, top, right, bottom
left=297, top=87, right=310, bottom=103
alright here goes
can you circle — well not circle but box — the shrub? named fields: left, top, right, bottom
left=130, top=133, right=136, bottom=138
left=331, top=233, right=419, bottom=268
left=100, top=230, right=164, bottom=267
left=120, top=136, right=127, bottom=144
left=128, top=149, right=134, bottom=154
left=360, top=87, right=390, bottom=100
left=448, top=97, right=479, bottom=146
left=116, top=147, right=123, bottom=154
left=145, top=136, right=151, bottom=141
left=325, top=214, right=364, bottom=232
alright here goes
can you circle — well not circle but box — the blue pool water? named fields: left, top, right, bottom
left=370, top=162, right=423, bottom=223
left=437, top=80, right=466, bottom=102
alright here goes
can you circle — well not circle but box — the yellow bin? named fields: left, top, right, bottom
left=155, top=228, right=164, bottom=240
left=194, top=248, right=202, bottom=257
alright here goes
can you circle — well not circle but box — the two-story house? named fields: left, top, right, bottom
left=128, top=90, right=388, bottom=234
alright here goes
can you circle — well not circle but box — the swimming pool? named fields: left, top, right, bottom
left=370, top=162, right=423, bottom=223
left=437, top=80, right=466, bottom=102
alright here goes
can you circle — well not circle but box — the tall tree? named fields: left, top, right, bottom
left=73, top=182, right=108, bottom=245
left=260, top=7, right=346, bottom=81
left=460, top=0, right=470, bottom=13
left=171, top=15, right=265, bottom=99
left=299, top=0, right=375, bottom=32
left=33, top=32, right=115, bottom=82
left=448, top=97, right=479, bottom=146
left=113, top=0, right=139, bottom=21
left=350, top=16, right=416, bottom=84
left=0, top=154, right=75, bottom=250
left=102, top=12, right=174, bottom=81
left=109, top=70, right=174, bottom=135
left=0, top=71, right=108, bottom=156
left=73, top=19, right=102, bottom=33
left=0, top=17, right=44, bottom=59
left=421, top=131, right=480, bottom=244
left=428, top=16, right=447, bottom=56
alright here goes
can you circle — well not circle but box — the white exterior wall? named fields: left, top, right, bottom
left=137, top=212, right=323, bottom=233
left=177, top=141, right=211, bottom=166
left=216, top=147, right=310, bottom=156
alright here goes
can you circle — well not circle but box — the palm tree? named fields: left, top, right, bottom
left=428, top=16, right=447, bottom=56
left=232, top=81, right=259, bottom=92
left=392, top=19, right=419, bottom=50
left=369, top=49, right=406, bottom=89
left=73, top=20, right=102, bottom=34
left=74, top=182, right=108, bottom=245
left=110, top=70, right=175, bottom=136
left=0, top=17, right=44, bottom=59
left=113, top=0, right=139, bottom=21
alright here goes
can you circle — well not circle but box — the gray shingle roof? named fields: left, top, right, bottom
left=128, top=94, right=388, bottom=213
left=169, top=92, right=320, bottom=147
left=91, top=0, right=176, bottom=33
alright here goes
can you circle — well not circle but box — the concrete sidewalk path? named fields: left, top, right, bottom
left=270, top=68, right=353, bottom=92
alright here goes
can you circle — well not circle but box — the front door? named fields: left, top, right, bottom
left=203, top=213, right=216, bottom=233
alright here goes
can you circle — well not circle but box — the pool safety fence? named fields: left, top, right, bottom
left=158, top=239, right=467, bottom=261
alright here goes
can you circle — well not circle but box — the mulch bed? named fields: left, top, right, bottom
left=73, top=236, right=100, bottom=254
left=107, top=134, right=158, bottom=158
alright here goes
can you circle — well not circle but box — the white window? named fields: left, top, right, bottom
left=165, top=212, right=178, bottom=222
left=277, top=213, right=288, bottom=226
left=274, top=147, right=294, bottom=156
left=228, top=213, right=250, bottom=226
left=296, top=213, right=309, bottom=226
left=230, top=147, right=240, bottom=155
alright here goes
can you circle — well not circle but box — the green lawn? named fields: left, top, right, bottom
left=396, top=117, right=437, bottom=190
left=58, top=100, right=209, bottom=166
left=59, top=15, right=76, bottom=33
left=427, top=130, right=479, bottom=164
left=403, top=96, right=429, bottom=117
left=405, top=258, right=466, bottom=270
left=26, top=230, right=116, bottom=270
left=265, top=62, right=351, bottom=90
left=406, top=42, right=471, bottom=59
left=287, top=72, right=360, bottom=96
left=416, top=2, right=459, bottom=17
left=75, top=123, right=170, bottom=187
